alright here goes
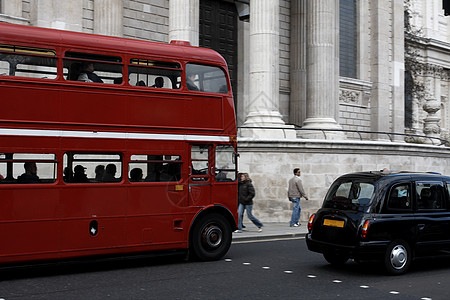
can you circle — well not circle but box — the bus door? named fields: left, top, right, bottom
left=189, top=144, right=212, bottom=206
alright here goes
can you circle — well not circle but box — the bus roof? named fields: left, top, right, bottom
left=0, top=22, right=228, bottom=67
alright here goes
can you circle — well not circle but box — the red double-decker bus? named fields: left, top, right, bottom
left=0, top=22, right=238, bottom=264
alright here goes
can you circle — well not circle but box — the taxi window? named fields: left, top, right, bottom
left=323, top=179, right=374, bottom=210
left=416, top=182, right=445, bottom=210
left=386, top=183, right=411, bottom=211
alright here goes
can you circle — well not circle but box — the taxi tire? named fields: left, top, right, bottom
left=384, top=239, right=412, bottom=275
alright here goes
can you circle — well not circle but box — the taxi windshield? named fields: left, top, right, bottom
left=323, top=179, right=375, bottom=210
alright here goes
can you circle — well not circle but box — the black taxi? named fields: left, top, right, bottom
left=306, top=171, right=450, bottom=274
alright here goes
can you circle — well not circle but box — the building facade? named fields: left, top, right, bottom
left=2, top=0, right=450, bottom=222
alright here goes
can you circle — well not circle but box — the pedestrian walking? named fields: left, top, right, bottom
left=288, top=168, right=309, bottom=227
left=235, top=173, right=264, bottom=233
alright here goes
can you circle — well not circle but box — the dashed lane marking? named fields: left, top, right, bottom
left=389, top=291, right=400, bottom=295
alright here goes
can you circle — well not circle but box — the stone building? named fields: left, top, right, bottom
left=2, top=0, right=450, bottom=222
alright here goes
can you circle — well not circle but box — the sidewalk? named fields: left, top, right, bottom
left=232, top=222, right=308, bottom=242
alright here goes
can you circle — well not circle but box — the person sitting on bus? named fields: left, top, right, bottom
left=78, top=62, right=103, bottom=83
left=102, top=164, right=118, bottom=182
left=95, top=165, right=105, bottom=182
left=130, top=168, right=143, bottom=182
left=186, top=73, right=199, bottom=91
left=63, top=167, right=73, bottom=182
left=151, top=77, right=164, bottom=88
left=67, top=62, right=82, bottom=81
left=73, top=165, right=89, bottom=183
left=17, top=162, right=40, bottom=183
left=136, top=80, right=146, bottom=86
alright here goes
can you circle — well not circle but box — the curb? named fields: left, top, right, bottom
left=231, top=222, right=308, bottom=243
left=232, top=232, right=307, bottom=243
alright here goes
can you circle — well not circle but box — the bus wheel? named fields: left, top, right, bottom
left=191, top=213, right=232, bottom=261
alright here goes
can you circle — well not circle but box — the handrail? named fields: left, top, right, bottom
left=237, top=126, right=450, bottom=147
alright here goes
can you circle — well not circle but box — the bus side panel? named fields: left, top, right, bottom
left=125, top=185, right=188, bottom=247
left=0, top=187, right=60, bottom=262
left=185, top=95, right=223, bottom=131
left=0, top=84, right=61, bottom=124
left=59, top=186, right=127, bottom=255
left=127, top=93, right=223, bottom=131
left=127, top=94, right=187, bottom=128
left=61, top=88, right=128, bottom=127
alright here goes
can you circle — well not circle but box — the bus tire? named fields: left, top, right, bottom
left=190, top=213, right=232, bottom=261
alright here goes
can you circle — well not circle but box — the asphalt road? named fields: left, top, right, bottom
left=1, top=237, right=450, bottom=299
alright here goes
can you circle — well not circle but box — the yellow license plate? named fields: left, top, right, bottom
left=323, top=219, right=344, bottom=228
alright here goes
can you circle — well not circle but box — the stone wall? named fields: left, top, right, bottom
left=237, top=138, right=450, bottom=223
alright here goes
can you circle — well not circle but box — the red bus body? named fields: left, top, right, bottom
left=0, top=22, right=238, bottom=264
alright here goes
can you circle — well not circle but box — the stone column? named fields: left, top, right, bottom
left=241, top=0, right=295, bottom=139
left=30, top=0, right=83, bottom=32
left=94, top=0, right=123, bottom=37
left=169, top=0, right=199, bottom=46
left=3, top=0, right=22, bottom=17
left=369, top=0, right=391, bottom=140
left=0, top=0, right=27, bottom=25
left=300, top=0, right=344, bottom=139
left=422, top=64, right=442, bottom=142
left=391, top=0, right=405, bottom=141
left=289, top=0, right=307, bottom=127
left=236, top=20, right=250, bottom=126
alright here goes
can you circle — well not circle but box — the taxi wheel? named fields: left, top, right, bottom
left=323, top=251, right=349, bottom=266
left=190, top=213, right=232, bottom=261
left=384, top=240, right=411, bottom=275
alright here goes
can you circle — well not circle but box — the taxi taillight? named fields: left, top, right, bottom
left=361, top=220, right=370, bottom=238
left=308, top=214, right=315, bottom=232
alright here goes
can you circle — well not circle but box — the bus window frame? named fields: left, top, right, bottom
left=0, top=44, right=58, bottom=79
left=128, top=58, right=181, bottom=89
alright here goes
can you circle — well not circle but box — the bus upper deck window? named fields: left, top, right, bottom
left=129, top=58, right=181, bottom=89
left=63, top=52, right=123, bottom=84
left=0, top=44, right=57, bottom=79
left=185, top=64, right=229, bottom=94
